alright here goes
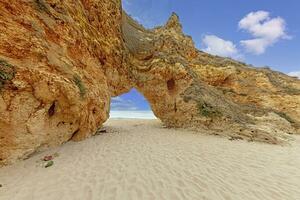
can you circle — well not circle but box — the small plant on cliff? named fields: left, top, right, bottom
left=0, top=59, right=15, bottom=90
left=73, top=74, right=86, bottom=98
left=197, top=101, right=222, bottom=118
left=35, top=0, right=49, bottom=13
left=284, top=87, right=300, bottom=95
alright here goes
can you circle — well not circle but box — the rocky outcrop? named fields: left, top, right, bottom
left=123, top=12, right=300, bottom=143
left=1, top=0, right=299, bottom=166
left=0, top=0, right=123, bottom=165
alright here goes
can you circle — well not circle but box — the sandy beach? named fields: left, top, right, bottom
left=0, top=119, right=300, bottom=200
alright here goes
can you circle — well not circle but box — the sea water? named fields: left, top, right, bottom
left=110, top=110, right=156, bottom=119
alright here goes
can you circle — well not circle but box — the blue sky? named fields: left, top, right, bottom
left=111, top=89, right=151, bottom=110
left=111, top=0, right=300, bottom=111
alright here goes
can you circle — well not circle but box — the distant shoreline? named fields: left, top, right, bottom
left=110, top=110, right=156, bottom=119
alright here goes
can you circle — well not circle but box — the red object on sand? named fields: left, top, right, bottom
left=43, top=155, right=53, bottom=161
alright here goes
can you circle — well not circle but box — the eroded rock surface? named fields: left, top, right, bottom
left=1, top=0, right=300, bottom=166
left=123, top=12, right=300, bottom=143
left=0, top=0, right=122, bottom=165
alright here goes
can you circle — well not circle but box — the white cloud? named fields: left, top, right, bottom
left=239, top=11, right=287, bottom=39
left=288, top=71, right=300, bottom=79
left=202, top=35, right=241, bottom=59
left=239, top=11, right=290, bottom=55
left=240, top=38, right=271, bottom=55
left=111, top=97, right=138, bottom=111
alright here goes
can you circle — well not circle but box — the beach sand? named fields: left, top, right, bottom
left=0, top=119, right=300, bottom=200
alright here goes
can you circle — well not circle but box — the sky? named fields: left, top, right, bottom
left=111, top=89, right=151, bottom=111
left=111, top=0, right=300, bottom=112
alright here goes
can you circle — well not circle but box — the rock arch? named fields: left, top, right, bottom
left=0, top=0, right=299, bottom=166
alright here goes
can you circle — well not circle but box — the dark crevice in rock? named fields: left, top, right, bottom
left=70, top=129, right=80, bottom=141
left=48, top=101, right=56, bottom=117
left=167, top=79, right=175, bottom=91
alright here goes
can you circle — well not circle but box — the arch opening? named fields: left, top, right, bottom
left=110, top=88, right=156, bottom=119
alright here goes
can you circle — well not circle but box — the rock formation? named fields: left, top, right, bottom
left=0, top=0, right=299, bottom=166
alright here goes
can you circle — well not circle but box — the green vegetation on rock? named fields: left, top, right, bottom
left=35, top=0, right=49, bottom=13
left=197, top=101, right=222, bottom=118
left=73, top=74, right=86, bottom=98
left=0, top=59, right=15, bottom=90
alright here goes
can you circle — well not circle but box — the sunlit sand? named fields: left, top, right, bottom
left=0, top=119, right=299, bottom=200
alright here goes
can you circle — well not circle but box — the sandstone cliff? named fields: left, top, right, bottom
left=1, top=0, right=299, bottom=166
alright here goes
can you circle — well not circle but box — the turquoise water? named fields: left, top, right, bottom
left=110, top=111, right=156, bottom=119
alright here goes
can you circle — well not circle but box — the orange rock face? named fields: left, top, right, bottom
left=0, top=0, right=122, bottom=165
left=1, top=1, right=300, bottom=166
